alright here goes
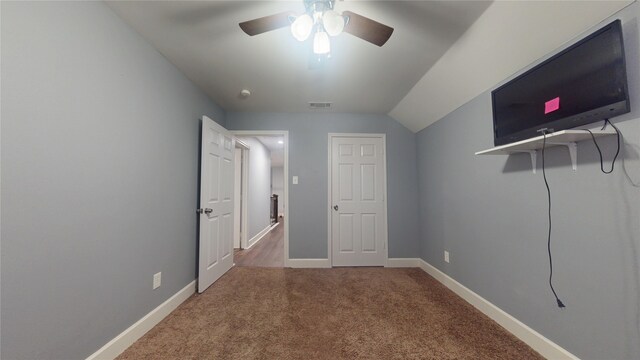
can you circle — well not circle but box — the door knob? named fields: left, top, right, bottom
left=197, top=208, right=213, bottom=215
left=333, top=205, right=339, bottom=211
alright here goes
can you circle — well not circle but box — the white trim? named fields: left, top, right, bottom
left=235, top=139, right=250, bottom=250
left=283, top=131, right=289, bottom=267
left=385, top=258, right=421, bottom=268
left=86, top=280, right=196, bottom=360
left=327, top=133, right=389, bottom=267
left=235, top=138, right=250, bottom=149
left=246, top=222, right=278, bottom=249
left=287, top=258, right=331, bottom=268
left=381, top=134, right=389, bottom=266
left=327, top=135, right=332, bottom=265
left=416, top=259, right=579, bottom=360
left=231, top=130, right=289, bottom=267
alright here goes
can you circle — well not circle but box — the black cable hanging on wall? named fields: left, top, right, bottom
left=541, top=119, right=624, bottom=308
left=541, top=132, right=566, bottom=308
left=582, top=119, right=621, bottom=174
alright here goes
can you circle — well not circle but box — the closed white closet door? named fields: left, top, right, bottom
left=330, top=135, right=387, bottom=266
left=198, top=116, right=235, bottom=293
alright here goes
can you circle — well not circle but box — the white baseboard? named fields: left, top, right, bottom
left=86, top=280, right=196, bottom=360
left=287, top=258, right=331, bottom=268
left=386, top=258, right=421, bottom=267
left=246, top=222, right=278, bottom=249
left=85, top=258, right=575, bottom=359
left=416, top=259, right=578, bottom=360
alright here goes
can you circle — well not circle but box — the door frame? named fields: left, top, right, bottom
left=327, top=133, right=389, bottom=267
left=231, top=130, right=290, bottom=267
left=234, top=139, right=250, bottom=249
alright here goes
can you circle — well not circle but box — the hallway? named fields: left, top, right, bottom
left=234, top=218, right=284, bottom=267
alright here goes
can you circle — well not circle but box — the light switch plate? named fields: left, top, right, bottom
left=292, top=176, right=298, bottom=184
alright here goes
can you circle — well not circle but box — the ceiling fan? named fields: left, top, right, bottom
left=239, top=0, right=394, bottom=56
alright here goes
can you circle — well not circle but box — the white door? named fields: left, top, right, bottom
left=198, top=116, right=235, bottom=293
left=330, top=135, right=387, bottom=266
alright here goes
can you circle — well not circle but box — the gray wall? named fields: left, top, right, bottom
left=1, top=2, right=225, bottom=359
left=416, top=3, right=640, bottom=359
left=271, top=166, right=285, bottom=215
left=227, top=112, right=421, bottom=259
left=237, top=137, right=272, bottom=242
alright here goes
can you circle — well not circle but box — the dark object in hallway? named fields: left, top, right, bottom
left=117, top=267, right=542, bottom=360
left=270, top=194, right=278, bottom=224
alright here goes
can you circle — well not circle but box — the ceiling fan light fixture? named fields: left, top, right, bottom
left=291, top=14, right=313, bottom=41
left=322, top=10, right=345, bottom=36
left=313, top=31, right=331, bottom=55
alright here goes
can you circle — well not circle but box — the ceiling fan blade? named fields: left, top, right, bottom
left=342, top=11, right=393, bottom=47
left=239, top=12, right=293, bottom=36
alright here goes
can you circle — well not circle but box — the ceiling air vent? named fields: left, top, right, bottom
left=308, top=102, right=332, bottom=109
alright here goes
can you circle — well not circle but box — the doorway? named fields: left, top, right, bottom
left=328, top=133, right=388, bottom=267
left=232, top=131, right=289, bottom=268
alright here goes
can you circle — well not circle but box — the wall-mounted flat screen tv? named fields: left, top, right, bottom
left=491, top=19, right=630, bottom=146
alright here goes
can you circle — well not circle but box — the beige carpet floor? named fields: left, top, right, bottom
left=117, top=267, right=542, bottom=360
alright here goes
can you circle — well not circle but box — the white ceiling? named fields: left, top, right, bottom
left=107, top=1, right=632, bottom=133
left=238, top=135, right=285, bottom=166
left=106, top=0, right=491, bottom=115
left=391, top=0, right=634, bottom=132
left=256, top=135, right=285, bottom=167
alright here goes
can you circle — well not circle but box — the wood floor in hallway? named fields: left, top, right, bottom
left=234, top=218, right=284, bottom=267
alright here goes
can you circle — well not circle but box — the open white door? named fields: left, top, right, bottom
left=330, top=134, right=387, bottom=267
left=198, top=116, right=235, bottom=293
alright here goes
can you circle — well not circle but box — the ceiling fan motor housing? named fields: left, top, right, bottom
left=304, top=0, right=336, bottom=14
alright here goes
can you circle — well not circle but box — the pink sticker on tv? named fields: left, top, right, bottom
left=545, top=97, right=560, bottom=114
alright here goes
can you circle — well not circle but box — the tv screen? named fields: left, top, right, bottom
left=491, top=19, right=630, bottom=146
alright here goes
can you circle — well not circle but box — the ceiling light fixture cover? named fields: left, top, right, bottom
left=313, top=31, right=330, bottom=55
left=322, top=10, right=345, bottom=36
left=291, top=14, right=313, bottom=41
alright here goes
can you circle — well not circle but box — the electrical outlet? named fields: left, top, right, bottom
left=444, top=251, right=450, bottom=263
left=292, top=176, right=298, bottom=184
left=153, top=272, right=161, bottom=290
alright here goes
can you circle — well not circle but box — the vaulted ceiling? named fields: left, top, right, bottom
left=107, top=1, right=632, bottom=133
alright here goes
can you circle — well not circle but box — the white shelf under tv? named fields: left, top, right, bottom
left=475, top=128, right=616, bottom=173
